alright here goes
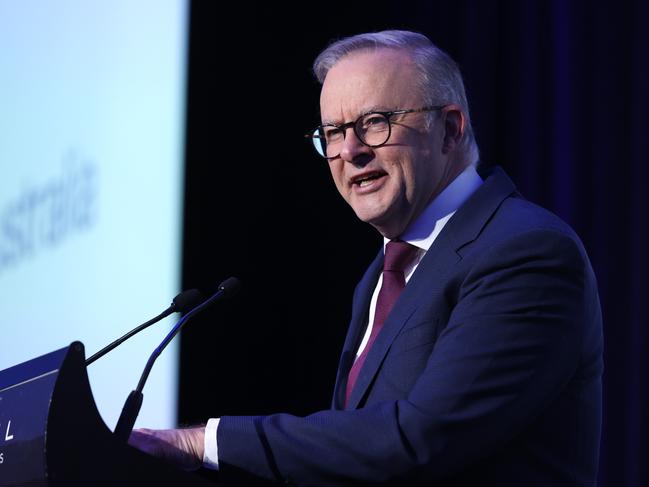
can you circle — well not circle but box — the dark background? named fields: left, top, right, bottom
left=178, top=1, right=648, bottom=485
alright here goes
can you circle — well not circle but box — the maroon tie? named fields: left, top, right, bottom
left=345, top=240, right=419, bottom=406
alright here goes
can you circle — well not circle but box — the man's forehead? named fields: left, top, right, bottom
left=321, top=49, right=414, bottom=89
left=319, top=50, right=419, bottom=124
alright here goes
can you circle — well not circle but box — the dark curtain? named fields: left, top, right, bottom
left=180, top=1, right=648, bottom=485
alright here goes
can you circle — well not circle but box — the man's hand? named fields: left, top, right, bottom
left=128, top=426, right=205, bottom=471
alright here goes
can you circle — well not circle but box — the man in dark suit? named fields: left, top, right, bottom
left=130, top=30, right=602, bottom=486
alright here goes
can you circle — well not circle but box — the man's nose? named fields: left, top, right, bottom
left=339, top=128, right=373, bottom=167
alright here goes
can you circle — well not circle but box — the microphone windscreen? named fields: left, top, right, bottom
left=172, top=289, right=204, bottom=313
left=218, top=277, right=242, bottom=297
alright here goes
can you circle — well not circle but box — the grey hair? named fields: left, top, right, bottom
left=313, top=30, right=479, bottom=163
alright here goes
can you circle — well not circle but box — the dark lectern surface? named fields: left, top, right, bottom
left=0, top=347, right=65, bottom=486
left=0, top=343, right=217, bottom=487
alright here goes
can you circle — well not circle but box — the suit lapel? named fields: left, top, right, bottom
left=331, top=250, right=383, bottom=410
left=344, top=166, right=518, bottom=409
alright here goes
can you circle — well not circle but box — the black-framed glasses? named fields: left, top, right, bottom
left=305, top=105, right=446, bottom=160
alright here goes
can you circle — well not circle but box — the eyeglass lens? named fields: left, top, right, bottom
left=312, top=112, right=391, bottom=159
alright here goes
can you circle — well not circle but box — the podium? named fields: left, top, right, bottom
left=0, top=342, right=216, bottom=486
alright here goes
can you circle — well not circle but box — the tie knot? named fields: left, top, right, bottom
left=384, top=240, right=418, bottom=272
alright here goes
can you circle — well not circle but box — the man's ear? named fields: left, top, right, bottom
left=441, top=106, right=466, bottom=154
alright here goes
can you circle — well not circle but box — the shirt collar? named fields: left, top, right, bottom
left=383, top=164, right=484, bottom=252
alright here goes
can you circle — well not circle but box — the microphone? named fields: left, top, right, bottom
left=85, top=288, right=204, bottom=366
left=114, top=277, right=241, bottom=442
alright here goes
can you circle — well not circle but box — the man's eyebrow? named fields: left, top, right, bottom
left=321, top=117, right=340, bottom=126
left=321, top=106, right=393, bottom=125
left=363, top=105, right=392, bottom=114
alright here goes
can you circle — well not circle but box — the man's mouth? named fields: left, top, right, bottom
left=351, top=171, right=387, bottom=187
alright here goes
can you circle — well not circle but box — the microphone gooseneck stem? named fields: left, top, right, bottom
left=135, top=287, right=226, bottom=393
left=85, top=307, right=174, bottom=366
left=116, top=280, right=239, bottom=442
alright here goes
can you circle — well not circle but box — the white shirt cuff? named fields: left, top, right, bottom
left=203, top=417, right=220, bottom=470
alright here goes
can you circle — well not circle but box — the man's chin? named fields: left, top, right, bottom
left=352, top=208, right=386, bottom=226
left=353, top=210, right=402, bottom=239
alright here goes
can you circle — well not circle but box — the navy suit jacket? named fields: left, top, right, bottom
left=218, top=167, right=603, bottom=486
